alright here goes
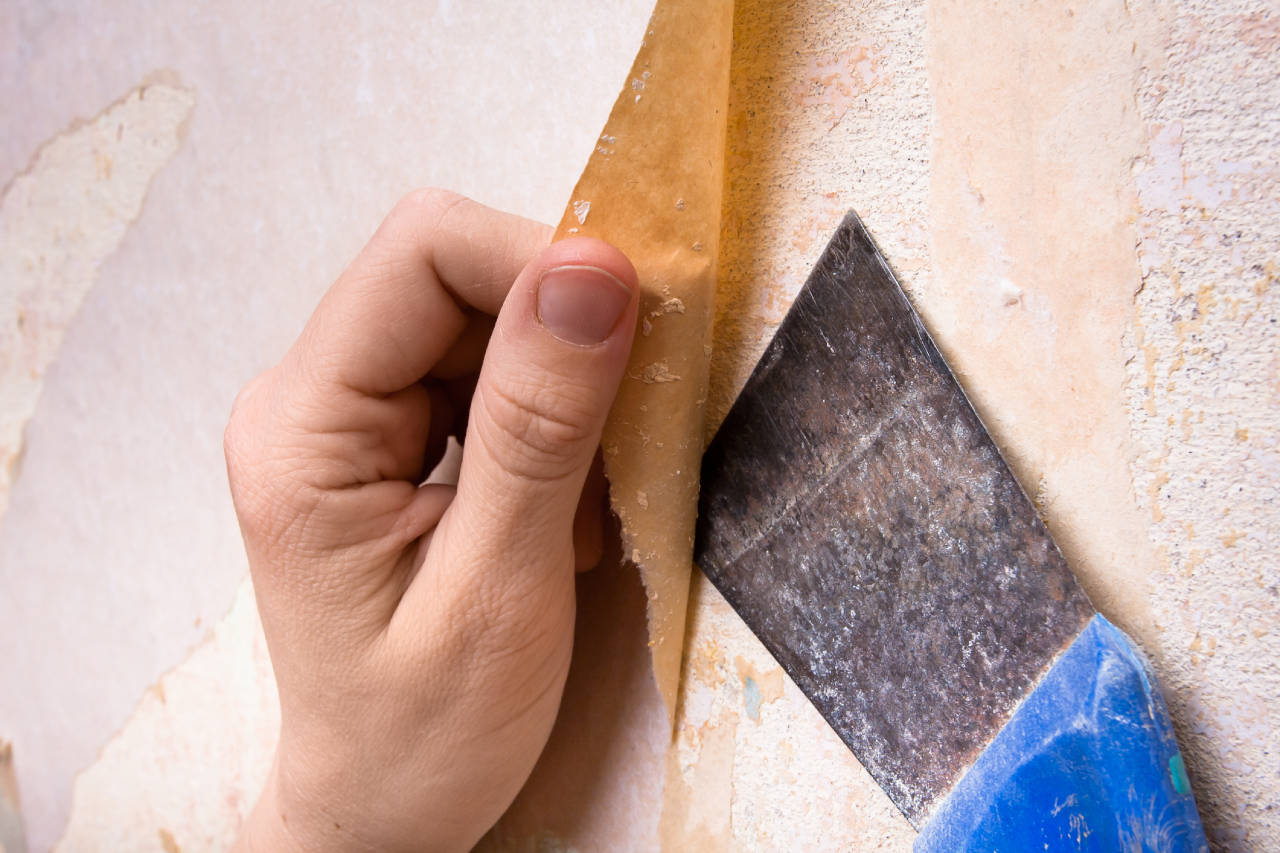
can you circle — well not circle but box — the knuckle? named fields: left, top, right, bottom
left=475, top=379, right=595, bottom=481
left=393, top=187, right=469, bottom=229
left=223, top=373, right=270, bottom=474
left=222, top=370, right=314, bottom=544
left=233, top=466, right=328, bottom=558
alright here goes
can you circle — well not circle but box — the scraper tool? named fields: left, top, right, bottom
left=694, top=211, right=1209, bottom=851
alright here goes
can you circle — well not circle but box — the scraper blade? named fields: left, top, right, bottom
left=695, top=211, right=1207, bottom=850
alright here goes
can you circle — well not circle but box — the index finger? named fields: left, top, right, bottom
left=288, top=189, right=552, bottom=397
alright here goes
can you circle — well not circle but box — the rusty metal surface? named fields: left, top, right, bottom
left=695, top=211, right=1095, bottom=825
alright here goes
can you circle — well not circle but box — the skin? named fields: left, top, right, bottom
left=225, top=189, right=639, bottom=852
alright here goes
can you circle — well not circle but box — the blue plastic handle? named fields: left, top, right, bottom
left=915, top=615, right=1208, bottom=852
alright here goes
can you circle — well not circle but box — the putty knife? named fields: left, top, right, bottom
left=694, top=211, right=1209, bottom=851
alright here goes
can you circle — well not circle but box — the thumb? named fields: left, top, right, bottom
left=448, top=237, right=638, bottom=568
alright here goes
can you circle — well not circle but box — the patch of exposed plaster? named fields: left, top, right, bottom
left=792, top=45, right=890, bottom=130
left=662, top=576, right=915, bottom=851
left=55, top=579, right=277, bottom=852
left=1127, top=3, right=1280, bottom=847
left=694, top=0, right=1277, bottom=848
left=733, top=656, right=783, bottom=722
left=710, top=0, right=933, bottom=439
left=0, top=78, right=194, bottom=517
left=925, top=0, right=1165, bottom=640
left=659, top=714, right=737, bottom=851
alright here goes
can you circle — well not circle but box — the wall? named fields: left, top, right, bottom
left=1, top=0, right=1275, bottom=850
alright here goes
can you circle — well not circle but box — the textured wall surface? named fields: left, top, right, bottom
left=1, top=0, right=1275, bottom=850
left=0, top=2, right=655, bottom=847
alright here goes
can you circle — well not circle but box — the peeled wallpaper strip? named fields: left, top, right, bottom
left=552, top=0, right=734, bottom=721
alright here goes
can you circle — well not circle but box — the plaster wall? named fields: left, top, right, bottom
left=1, top=0, right=1275, bottom=850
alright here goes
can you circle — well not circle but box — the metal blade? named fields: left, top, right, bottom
left=695, top=211, right=1094, bottom=825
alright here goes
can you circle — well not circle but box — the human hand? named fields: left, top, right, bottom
left=224, top=190, right=638, bottom=852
